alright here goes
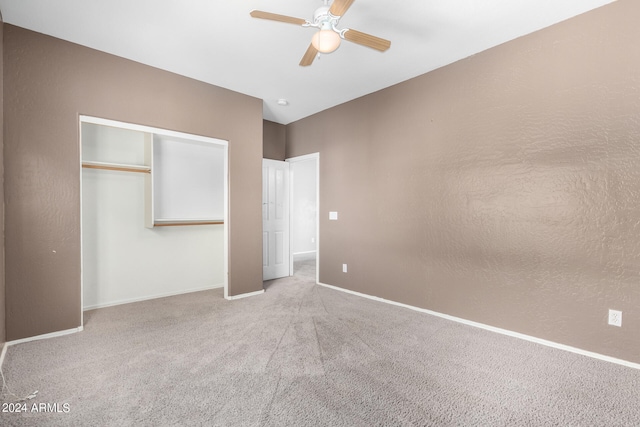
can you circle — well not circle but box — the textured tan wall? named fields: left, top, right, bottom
left=263, top=120, right=286, bottom=161
left=0, top=15, right=5, bottom=345
left=4, top=25, right=264, bottom=341
left=287, top=0, right=640, bottom=363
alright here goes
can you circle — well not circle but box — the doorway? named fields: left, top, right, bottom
left=287, top=153, right=319, bottom=284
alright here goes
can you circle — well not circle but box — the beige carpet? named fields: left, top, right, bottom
left=1, top=255, right=640, bottom=426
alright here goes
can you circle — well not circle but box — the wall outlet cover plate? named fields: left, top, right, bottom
left=608, top=309, right=622, bottom=327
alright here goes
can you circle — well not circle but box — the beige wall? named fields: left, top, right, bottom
left=3, top=25, right=264, bottom=341
left=0, top=15, right=4, bottom=345
left=263, top=120, right=286, bottom=161
left=287, top=0, right=640, bottom=363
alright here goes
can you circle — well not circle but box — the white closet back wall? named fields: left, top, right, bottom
left=81, top=121, right=226, bottom=310
left=153, top=136, right=225, bottom=221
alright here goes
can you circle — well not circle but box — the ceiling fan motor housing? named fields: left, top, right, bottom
left=313, top=6, right=335, bottom=26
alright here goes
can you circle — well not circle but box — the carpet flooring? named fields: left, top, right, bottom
left=1, top=254, right=640, bottom=426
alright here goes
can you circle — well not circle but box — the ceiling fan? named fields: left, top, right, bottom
left=250, top=0, right=391, bottom=66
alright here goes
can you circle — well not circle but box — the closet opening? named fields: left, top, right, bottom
left=79, top=116, right=229, bottom=321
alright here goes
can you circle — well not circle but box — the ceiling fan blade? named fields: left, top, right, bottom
left=299, top=44, right=318, bottom=67
left=250, top=10, right=306, bottom=26
left=343, top=29, right=391, bottom=51
left=329, top=0, right=355, bottom=17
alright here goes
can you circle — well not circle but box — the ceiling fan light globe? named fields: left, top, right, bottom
left=311, top=29, right=341, bottom=53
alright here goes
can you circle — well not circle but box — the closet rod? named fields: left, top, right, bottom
left=82, top=162, right=150, bottom=174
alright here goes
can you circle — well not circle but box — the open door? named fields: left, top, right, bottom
left=263, top=159, right=290, bottom=280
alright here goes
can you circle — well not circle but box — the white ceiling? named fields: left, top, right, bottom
left=0, top=0, right=616, bottom=124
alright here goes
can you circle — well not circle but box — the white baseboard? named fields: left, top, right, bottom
left=0, top=327, right=84, bottom=371
left=83, top=283, right=224, bottom=311
left=0, top=343, right=8, bottom=371
left=225, top=289, right=265, bottom=300
left=317, top=282, right=640, bottom=371
left=5, top=327, right=84, bottom=348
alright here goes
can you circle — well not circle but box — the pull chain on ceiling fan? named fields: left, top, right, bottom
left=250, top=0, right=391, bottom=66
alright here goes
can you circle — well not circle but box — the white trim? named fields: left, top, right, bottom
left=79, top=115, right=225, bottom=146
left=225, top=289, right=265, bottom=300
left=1, top=327, right=83, bottom=369
left=286, top=152, right=320, bottom=163
left=223, top=143, right=229, bottom=300
left=79, top=116, right=85, bottom=328
left=317, top=282, right=640, bottom=371
left=316, top=155, right=320, bottom=285
left=0, top=343, right=8, bottom=370
left=5, top=327, right=84, bottom=347
left=288, top=162, right=295, bottom=277
left=83, top=284, right=224, bottom=311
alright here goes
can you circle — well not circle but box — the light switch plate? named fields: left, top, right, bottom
left=329, top=211, right=338, bottom=220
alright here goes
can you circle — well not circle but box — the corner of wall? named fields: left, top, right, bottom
left=262, top=120, right=286, bottom=161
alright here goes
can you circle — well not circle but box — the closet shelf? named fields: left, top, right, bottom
left=82, top=161, right=150, bottom=174
left=153, top=219, right=224, bottom=227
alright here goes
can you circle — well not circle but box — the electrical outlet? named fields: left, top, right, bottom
left=342, top=264, right=347, bottom=273
left=608, top=309, right=622, bottom=327
left=311, top=237, right=315, bottom=243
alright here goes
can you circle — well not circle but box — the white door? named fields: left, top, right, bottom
left=263, top=159, right=290, bottom=280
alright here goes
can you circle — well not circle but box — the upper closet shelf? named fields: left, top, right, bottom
left=82, top=161, right=150, bottom=174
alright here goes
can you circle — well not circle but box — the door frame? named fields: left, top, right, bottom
left=286, top=153, right=320, bottom=284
